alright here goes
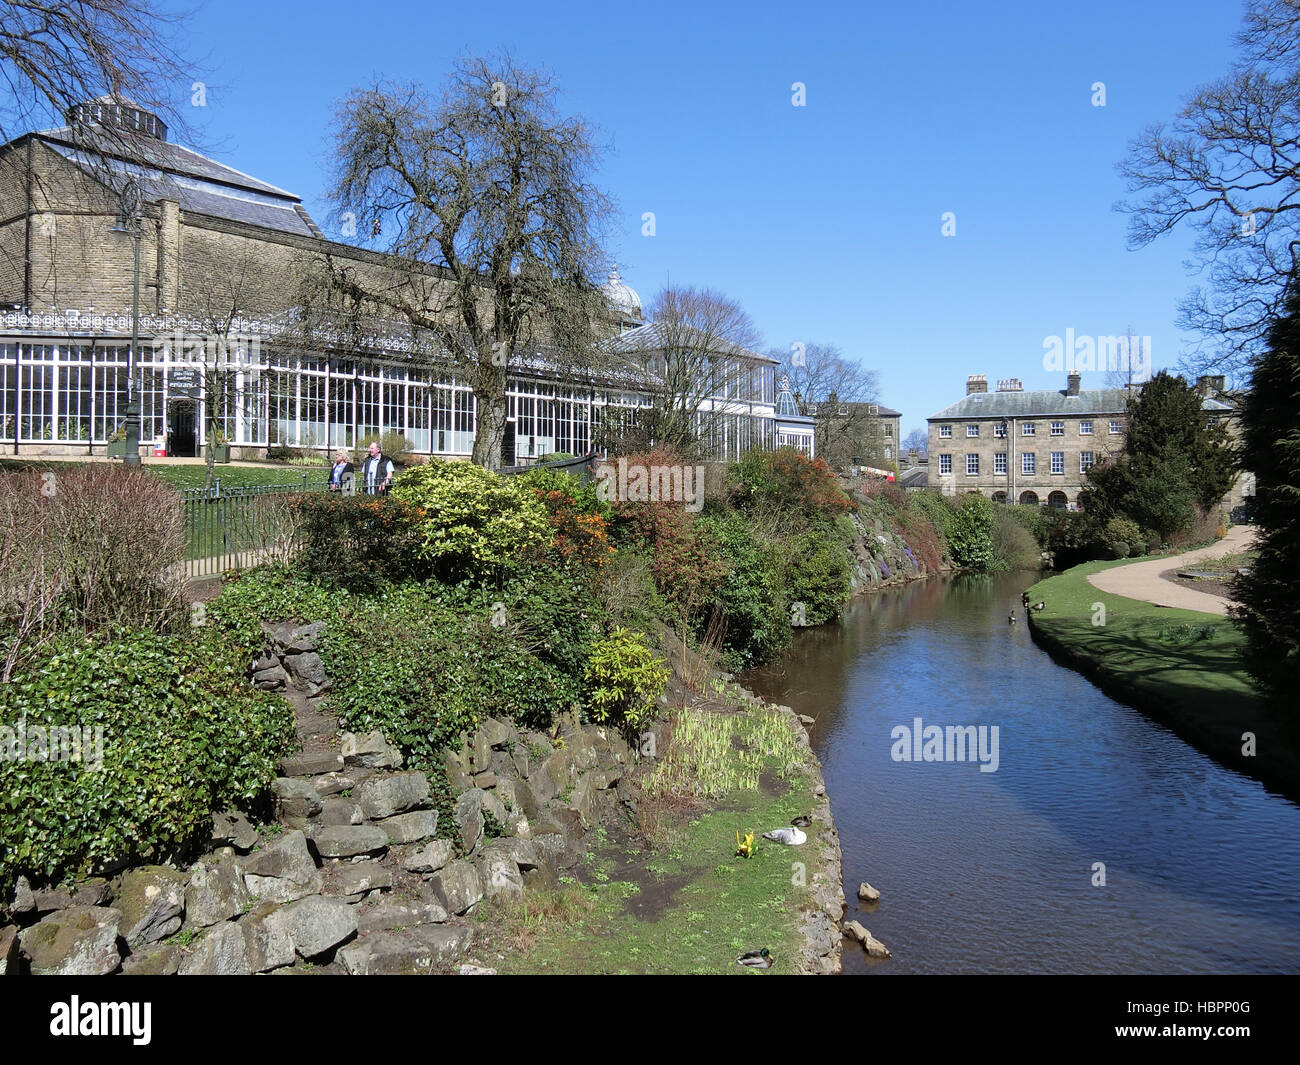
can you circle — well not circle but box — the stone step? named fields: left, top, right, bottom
left=279, top=751, right=343, bottom=777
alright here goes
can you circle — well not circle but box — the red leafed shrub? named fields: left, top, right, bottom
left=728, top=447, right=853, bottom=516
left=535, top=488, right=614, bottom=569
left=608, top=498, right=727, bottom=617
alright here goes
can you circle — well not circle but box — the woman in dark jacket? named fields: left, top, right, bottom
left=327, top=449, right=354, bottom=493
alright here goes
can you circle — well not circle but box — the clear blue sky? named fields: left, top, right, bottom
left=164, top=0, right=1242, bottom=433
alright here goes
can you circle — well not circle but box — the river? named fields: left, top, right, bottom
left=743, top=573, right=1300, bottom=975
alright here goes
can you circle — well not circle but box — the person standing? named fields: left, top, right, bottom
left=327, top=449, right=354, bottom=493
left=361, top=441, right=395, bottom=494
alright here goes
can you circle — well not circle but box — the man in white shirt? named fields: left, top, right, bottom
left=361, top=441, right=395, bottom=494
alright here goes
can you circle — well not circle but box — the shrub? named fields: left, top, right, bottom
left=0, top=627, right=295, bottom=893
left=583, top=628, right=671, bottom=736
left=698, top=512, right=790, bottom=668
left=909, top=490, right=956, bottom=543
left=608, top=497, right=727, bottom=619
left=783, top=523, right=852, bottom=624
left=1102, top=516, right=1144, bottom=560
left=389, top=459, right=550, bottom=584
left=0, top=466, right=187, bottom=679
left=990, top=507, right=1043, bottom=571
left=519, top=467, right=614, bottom=570
left=353, top=431, right=415, bottom=464
left=728, top=447, right=852, bottom=517
left=291, top=494, right=430, bottom=593
left=945, top=493, right=996, bottom=571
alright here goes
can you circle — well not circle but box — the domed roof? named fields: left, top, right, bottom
left=602, top=267, right=641, bottom=319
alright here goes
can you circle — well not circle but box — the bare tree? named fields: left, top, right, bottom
left=1118, top=0, right=1300, bottom=380
left=902, top=427, right=928, bottom=458
left=772, top=342, right=883, bottom=467
left=323, top=56, right=613, bottom=469
left=1103, top=326, right=1147, bottom=390
left=601, top=285, right=764, bottom=458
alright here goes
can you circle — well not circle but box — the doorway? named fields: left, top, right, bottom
left=167, top=400, right=198, bottom=457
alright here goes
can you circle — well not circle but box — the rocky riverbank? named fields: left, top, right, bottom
left=1, top=617, right=846, bottom=976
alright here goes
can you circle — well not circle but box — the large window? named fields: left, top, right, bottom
left=966, top=424, right=980, bottom=437
left=1050, top=451, right=1065, bottom=475
left=939, top=453, right=952, bottom=474
left=1022, top=452, right=1036, bottom=474
left=939, top=424, right=952, bottom=438
left=994, top=452, right=1007, bottom=474
left=1080, top=451, right=1095, bottom=472
left=966, top=453, right=979, bottom=475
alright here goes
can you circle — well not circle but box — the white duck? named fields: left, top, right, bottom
left=762, top=826, right=807, bottom=846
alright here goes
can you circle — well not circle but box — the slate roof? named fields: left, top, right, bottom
left=928, top=387, right=1233, bottom=421
left=35, top=126, right=319, bottom=239
left=610, top=322, right=777, bottom=365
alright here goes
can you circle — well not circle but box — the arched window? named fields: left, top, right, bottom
left=1019, top=490, right=1039, bottom=506
left=1047, top=491, right=1068, bottom=510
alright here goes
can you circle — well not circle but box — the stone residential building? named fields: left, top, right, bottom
left=0, top=96, right=797, bottom=463
left=805, top=396, right=902, bottom=471
left=927, top=372, right=1234, bottom=509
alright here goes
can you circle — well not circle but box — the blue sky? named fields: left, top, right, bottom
left=164, top=0, right=1242, bottom=433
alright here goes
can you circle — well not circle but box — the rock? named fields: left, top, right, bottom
left=117, top=866, right=188, bottom=948
left=473, top=772, right=498, bottom=789
left=798, top=714, right=815, bottom=726
left=284, top=650, right=330, bottom=695
left=843, top=920, right=891, bottom=958
left=455, top=790, right=485, bottom=854
left=31, top=886, right=73, bottom=914
left=378, top=809, right=439, bottom=845
left=356, top=898, right=448, bottom=934
left=212, top=809, right=259, bottom=852
left=273, top=777, right=323, bottom=820
left=338, top=924, right=472, bottom=975
left=511, top=746, right=529, bottom=778
left=10, top=876, right=34, bottom=916
left=401, top=839, right=455, bottom=875
left=531, top=749, right=572, bottom=801
left=428, top=860, right=483, bottom=915
left=240, top=902, right=296, bottom=972
left=279, top=751, right=344, bottom=777
left=481, top=788, right=508, bottom=826
left=813, top=784, right=826, bottom=798
left=483, top=837, right=540, bottom=871
left=341, top=731, right=403, bottom=769
left=319, top=798, right=364, bottom=827
left=0, top=925, right=18, bottom=974
left=858, top=882, right=881, bottom=902
left=70, top=878, right=112, bottom=908
left=443, top=747, right=473, bottom=791
left=311, top=771, right=362, bottom=797
left=20, top=907, right=122, bottom=975
left=311, top=825, right=388, bottom=859
left=285, top=895, right=358, bottom=958
left=507, top=812, right=533, bottom=840
left=121, top=942, right=181, bottom=975
left=285, top=621, right=325, bottom=653
left=178, top=921, right=251, bottom=975
left=459, top=963, right=497, bottom=975
left=242, top=830, right=323, bottom=903
left=475, top=850, right=523, bottom=901
left=357, top=771, right=429, bottom=820
left=325, top=861, right=392, bottom=901
left=251, top=648, right=278, bottom=672
left=186, top=859, right=250, bottom=927
left=532, top=834, right=568, bottom=869
left=477, top=717, right=516, bottom=750
left=252, top=663, right=289, bottom=690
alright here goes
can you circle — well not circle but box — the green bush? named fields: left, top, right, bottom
left=0, top=627, right=295, bottom=892
left=783, top=522, right=852, bottom=624
left=946, top=493, right=997, bottom=571
left=728, top=448, right=852, bottom=517
left=583, top=627, right=671, bottom=735
left=1103, top=516, right=1145, bottom=560
left=990, top=506, right=1043, bottom=571
left=698, top=512, right=790, bottom=668
left=389, top=459, right=550, bottom=584
left=353, top=431, right=415, bottom=463
left=292, top=494, right=431, bottom=593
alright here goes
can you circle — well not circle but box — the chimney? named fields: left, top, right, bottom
left=996, top=378, right=1023, bottom=392
left=1067, top=371, right=1081, bottom=396
left=966, top=374, right=988, bottom=395
left=1196, top=374, right=1226, bottom=397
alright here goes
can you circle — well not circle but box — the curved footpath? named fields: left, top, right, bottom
left=1085, top=524, right=1257, bottom=615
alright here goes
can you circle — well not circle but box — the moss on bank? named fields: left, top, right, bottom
left=1026, top=559, right=1300, bottom=799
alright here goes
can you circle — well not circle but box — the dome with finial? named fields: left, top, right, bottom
left=601, top=266, right=642, bottom=320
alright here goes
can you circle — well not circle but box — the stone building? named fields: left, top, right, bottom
left=806, top=397, right=901, bottom=471
left=0, top=96, right=794, bottom=463
left=927, top=372, right=1235, bottom=509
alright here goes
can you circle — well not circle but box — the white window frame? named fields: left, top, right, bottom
left=994, top=452, right=1007, bottom=475
left=1109, top=420, right=1122, bottom=435
left=1050, top=451, right=1065, bottom=475
left=1079, top=420, right=1093, bottom=435
left=1022, top=422, right=1036, bottom=436
left=1050, top=421, right=1064, bottom=436
left=1022, top=452, right=1036, bottom=474
left=939, top=424, right=952, bottom=438
left=966, top=453, right=979, bottom=475
left=939, top=453, right=952, bottom=474
left=966, top=424, right=980, bottom=437
left=1080, top=451, right=1094, bottom=472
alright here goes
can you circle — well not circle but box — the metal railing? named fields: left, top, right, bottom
left=183, top=475, right=323, bottom=577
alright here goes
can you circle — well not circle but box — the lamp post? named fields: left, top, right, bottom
left=112, top=179, right=143, bottom=466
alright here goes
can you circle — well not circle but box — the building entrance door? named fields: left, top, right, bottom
left=168, top=400, right=198, bottom=457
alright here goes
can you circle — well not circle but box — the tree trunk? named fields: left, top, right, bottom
left=470, top=367, right=508, bottom=470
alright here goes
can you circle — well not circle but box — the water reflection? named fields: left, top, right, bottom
left=744, top=574, right=1300, bottom=974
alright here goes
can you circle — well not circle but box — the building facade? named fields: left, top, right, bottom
left=927, top=372, right=1235, bottom=509
left=0, top=97, right=799, bottom=464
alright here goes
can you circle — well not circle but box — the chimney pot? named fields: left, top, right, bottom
left=966, top=374, right=988, bottom=395
left=1067, top=371, right=1081, bottom=396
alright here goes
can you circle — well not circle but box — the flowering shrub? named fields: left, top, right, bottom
left=728, top=447, right=852, bottom=516
left=519, top=467, right=614, bottom=570
left=389, top=459, right=549, bottom=583
left=609, top=497, right=727, bottom=618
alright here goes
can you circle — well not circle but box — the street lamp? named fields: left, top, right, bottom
left=111, top=179, right=143, bottom=466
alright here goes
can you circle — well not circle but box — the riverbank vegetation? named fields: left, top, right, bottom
left=1026, top=560, right=1300, bottom=798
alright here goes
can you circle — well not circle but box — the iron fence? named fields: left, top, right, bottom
left=183, top=475, right=323, bottom=577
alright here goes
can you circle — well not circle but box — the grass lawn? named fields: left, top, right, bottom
left=484, top=699, right=829, bottom=975
left=0, top=457, right=324, bottom=492
left=1026, top=559, right=1300, bottom=798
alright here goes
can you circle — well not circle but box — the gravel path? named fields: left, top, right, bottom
left=1085, top=525, right=1258, bottom=617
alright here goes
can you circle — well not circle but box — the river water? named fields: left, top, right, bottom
left=743, top=573, right=1300, bottom=975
